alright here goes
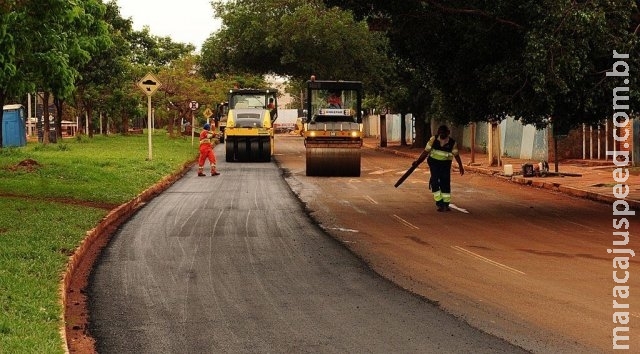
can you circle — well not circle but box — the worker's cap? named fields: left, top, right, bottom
left=203, top=123, right=211, bottom=130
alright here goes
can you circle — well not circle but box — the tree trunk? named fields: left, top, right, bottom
left=488, top=122, right=502, bottom=167
left=380, top=114, right=387, bottom=147
left=122, top=107, right=129, bottom=134
left=413, top=112, right=429, bottom=148
left=87, top=106, right=94, bottom=138
left=400, top=112, right=407, bottom=146
left=167, top=110, right=175, bottom=137
left=43, top=92, right=51, bottom=144
left=101, top=112, right=108, bottom=135
left=54, top=97, right=64, bottom=139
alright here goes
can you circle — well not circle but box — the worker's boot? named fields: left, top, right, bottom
left=210, top=169, right=220, bottom=176
left=198, top=167, right=206, bottom=177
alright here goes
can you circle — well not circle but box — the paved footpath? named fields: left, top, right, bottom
left=364, top=138, right=639, bottom=211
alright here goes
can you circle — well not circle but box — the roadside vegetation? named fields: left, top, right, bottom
left=1, top=0, right=638, bottom=351
left=0, top=132, right=195, bottom=352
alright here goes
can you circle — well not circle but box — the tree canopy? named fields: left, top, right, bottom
left=2, top=0, right=637, bottom=148
left=327, top=0, right=640, bottom=128
left=200, top=0, right=392, bottom=89
left=0, top=0, right=256, bottom=145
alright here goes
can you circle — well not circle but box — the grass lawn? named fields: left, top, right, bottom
left=0, top=132, right=196, bottom=353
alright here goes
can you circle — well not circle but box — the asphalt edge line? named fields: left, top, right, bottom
left=59, top=159, right=196, bottom=354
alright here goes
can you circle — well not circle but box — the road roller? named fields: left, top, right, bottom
left=303, top=78, right=363, bottom=176
left=224, top=88, right=278, bottom=162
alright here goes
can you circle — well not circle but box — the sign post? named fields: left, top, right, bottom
left=137, top=73, right=162, bottom=160
left=189, top=100, right=199, bottom=146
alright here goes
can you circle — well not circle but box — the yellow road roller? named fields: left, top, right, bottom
left=303, top=79, right=363, bottom=176
left=224, top=88, right=278, bottom=162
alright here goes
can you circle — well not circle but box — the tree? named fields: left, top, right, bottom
left=130, top=27, right=195, bottom=67
left=0, top=2, right=34, bottom=147
left=200, top=0, right=392, bottom=88
left=55, top=0, right=112, bottom=138
left=327, top=0, right=640, bottom=129
left=159, top=55, right=269, bottom=137
left=158, top=55, right=221, bottom=136
left=25, top=0, right=88, bottom=144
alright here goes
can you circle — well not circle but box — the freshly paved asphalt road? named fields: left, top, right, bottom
left=88, top=144, right=527, bottom=353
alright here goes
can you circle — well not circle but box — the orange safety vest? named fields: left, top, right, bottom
left=199, top=130, right=214, bottom=146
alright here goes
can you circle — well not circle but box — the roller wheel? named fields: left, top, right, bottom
left=236, top=139, right=249, bottom=161
left=260, top=138, right=271, bottom=162
left=249, top=140, right=260, bottom=161
left=225, top=140, right=234, bottom=162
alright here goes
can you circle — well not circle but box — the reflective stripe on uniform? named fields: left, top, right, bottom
left=433, top=190, right=442, bottom=202
left=429, top=149, right=453, bottom=161
left=424, top=136, right=457, bottom=161
left=442, top=193, right=451, bottom=203
left=424, top=137, right=435, bottom=153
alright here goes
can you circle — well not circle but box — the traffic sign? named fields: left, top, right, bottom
left=189, top=101, right=199, bottom=111
left=203, top=108, right=213, bottom=118
left=137, top=73, right=161, bottom=96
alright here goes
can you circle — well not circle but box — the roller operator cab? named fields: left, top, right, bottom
left=224, top=88, right=278, bottom=162
left=304, top=79, right=363, bottom=177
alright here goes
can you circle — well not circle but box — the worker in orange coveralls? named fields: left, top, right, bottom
left=198, top=123, right=220, bottom=176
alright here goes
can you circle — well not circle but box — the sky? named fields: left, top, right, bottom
left=115, top=0, right=222, bottom=52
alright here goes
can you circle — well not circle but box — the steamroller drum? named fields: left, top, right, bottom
left=305, top=147, right=361, bottom=177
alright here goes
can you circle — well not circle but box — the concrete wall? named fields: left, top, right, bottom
left=461, top=123, right=488, bottom=153
left=364, top=113, right=640, bottom=164
left=364, top=114, right=415, bottom=143
left=458, top=118, right=548, bottom=161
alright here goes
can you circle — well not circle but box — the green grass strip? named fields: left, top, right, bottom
left=0, top=131, right=197, bottom=352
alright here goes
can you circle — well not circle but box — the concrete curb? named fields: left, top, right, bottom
left=60, top=160, right=196, bottom=353
left=509, top=175, right=640, bottom=210
left=365, top=143, right=639, bottom=211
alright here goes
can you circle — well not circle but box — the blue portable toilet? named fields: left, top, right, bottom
left=2, top=104, right=27, bottom=147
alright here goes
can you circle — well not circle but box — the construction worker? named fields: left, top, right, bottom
left=267, top=97, right=277, bottom=122
left=267, top=97, right=276, bottom=110
left=198, top=123, right=220, bottom=176
left=412, top=125, right=464, bottom=211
